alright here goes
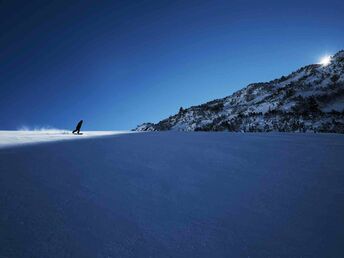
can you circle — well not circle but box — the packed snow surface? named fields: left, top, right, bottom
left=1, top=132, right=344, bottom=257
left=0, top=130, right=127, bottom=148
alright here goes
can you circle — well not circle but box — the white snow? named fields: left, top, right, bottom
left=0, top=130, right=129, bottom=148
left=1, top=132, right=344, bottom=257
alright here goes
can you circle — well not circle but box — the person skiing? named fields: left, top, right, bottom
left=72, top=120, right=83, bottom=134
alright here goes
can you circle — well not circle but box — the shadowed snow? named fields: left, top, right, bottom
left=0, top=132, right=344, bottom=257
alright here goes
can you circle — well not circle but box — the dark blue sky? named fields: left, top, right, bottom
left=1, top=0, right=343, bottom=130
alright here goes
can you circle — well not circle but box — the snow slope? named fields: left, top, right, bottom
left=1, top=132, right=344, bottom=257
left=0, top=130, right=127, bottom=148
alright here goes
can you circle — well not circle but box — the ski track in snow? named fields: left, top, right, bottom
left=0, top=132, right=344, bottom=257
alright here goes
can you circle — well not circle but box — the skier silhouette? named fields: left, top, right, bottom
left=72, top=120, right=83, bottom=134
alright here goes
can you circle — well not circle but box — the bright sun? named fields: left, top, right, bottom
left=319, top=55, right=331, bottom=66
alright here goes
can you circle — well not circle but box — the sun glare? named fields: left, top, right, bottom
left=319, top=55, right=331, bottom=66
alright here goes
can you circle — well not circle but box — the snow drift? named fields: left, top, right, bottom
left=0, top=132, right=343, bottom=257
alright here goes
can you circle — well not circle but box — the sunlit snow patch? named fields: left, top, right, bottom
left=0, top=130, right=130, bottom=148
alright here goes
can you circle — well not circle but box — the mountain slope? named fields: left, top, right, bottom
left=135, top=50, right=344, bottom=133
left=1, top=132, right=344, bottom=257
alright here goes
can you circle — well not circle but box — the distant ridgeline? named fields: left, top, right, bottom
left=135, top=50, right=344, bottom=133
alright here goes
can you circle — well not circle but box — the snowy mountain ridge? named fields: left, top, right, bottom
left=135, top=50, right=344, bottom=133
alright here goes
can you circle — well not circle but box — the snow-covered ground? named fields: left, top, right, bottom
left=0, top=130, right=128, bottom=148
left=0, top=132, right=344, bottom=257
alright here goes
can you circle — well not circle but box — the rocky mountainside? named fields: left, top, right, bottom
left=135, top=50, right=344, bottom=133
